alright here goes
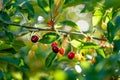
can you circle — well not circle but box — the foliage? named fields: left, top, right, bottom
left=0, top=0, right=120, bottom=80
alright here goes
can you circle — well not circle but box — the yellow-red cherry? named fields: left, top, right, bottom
left=59, top=47, right=65, bottom=55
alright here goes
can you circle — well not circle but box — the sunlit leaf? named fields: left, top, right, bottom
left=82, top=42, right=100, bottom=49
left=60, top=20, right=80, bottom=31
left=92, top=10, right=103, bottom=26
left=80, top=61, right=91, bottom=72
left=45, top=52, right=57, bottom=68
left=96, top=49, right=105, bottom=58
left=70, top=39, right=82, bottom=48
left=39, top=32, right=60, bottom=44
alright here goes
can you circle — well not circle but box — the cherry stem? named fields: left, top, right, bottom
left=0, top=20, right=106, bottom=41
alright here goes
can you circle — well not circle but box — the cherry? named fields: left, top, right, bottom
left=51, top=42, right=58, bottom=47
left=68, top=52, right=75, bottom=59
left=52, top=46, right=59, bottom=53
left=91, top=57, right=96, bottom=64
left=31, top=35, right=39, bottom=43
left=59, top=47, right=65, bottom=55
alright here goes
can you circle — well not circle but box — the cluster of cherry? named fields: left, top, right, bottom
left=31, top=35, right=75, bottom=60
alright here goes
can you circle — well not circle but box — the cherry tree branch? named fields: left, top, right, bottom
left=0, top=20, right=105, bottom=41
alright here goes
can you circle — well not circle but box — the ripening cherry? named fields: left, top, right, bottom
left=31, top=35, right=39, bottom=43
left=51, top=42, right=58, bottom=47
left=28, top=50, right=35, bottom=58
left=59, top=47, right=65, bottom=55
left=101, top=22, right=107, bottom=30
left=91, top=57, right=96, bottom=64
left=74, top=54, right=81, bottom=61
left=52, top=46, right=59, bottom=53
left=68, top=52, right=75, bottom=59
left=89, top=48, right=94, bottom=54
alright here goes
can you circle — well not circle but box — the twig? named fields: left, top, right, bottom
left=0, top=20, right=105, bottom=41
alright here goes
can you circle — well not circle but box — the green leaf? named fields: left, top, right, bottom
left=113, top=40, right=120, bottom=52
left=13, top=0, right=34, bottom=19
left=2, top=0, right=8, bottom=6
left=115, top=16, right=120, bottom=30
left=0, top=11, right=10, bottom=21
left=0, top=22, right=4, bottom=28
left=107, top=21, right=115, bottom=43
left=0, top=57, right=20, bottom=65
left=0, top=41, right=12, bottom=51
left=20, top=65, right=29, bottom=72
left=60, top=20, right=80, bottom=31
left=45, top=52, right=57, bottom=68
left=0, top=48, right=16, bottom=54
left=82, top=42, right=100, bottom=49
left=104, top=0, right=120, bottom=10
left=12, top=40, right=25, bottom=51
left=49, top=0, right=54, bottom=9
left=24, top=2, right=34, bottom=19
left=2, top=0, right=11, bottom=7
left=5, top=30, right=14, bottom=42
left=70, top=39, right=82, bottom=48
left=19, top=47, right=30, bottom=57
left=64, top=0, right=83, bottom=8
left=0, top=40, right=16, bottom=54
left=37, top=0, right=49, bottom=14
left=39, top=32, right=60, bottom=44
left=96, top=49, right=105, bottom=58
left=0, top=70, right=4, bottom=79
left=0, top=57, right=29, bottom=72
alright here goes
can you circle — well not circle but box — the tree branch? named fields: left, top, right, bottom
left=0, top=20, right=105, bottom=41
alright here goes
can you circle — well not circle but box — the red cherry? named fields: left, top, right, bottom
left=31, top=35, right=39, bottom=43
left=52, top=46, right=59, bottom=53
left=68, top=52, right=75, bottom=59
left=59, top=47, right=65, bottom=55
left=51, top=42, right=58, bottom=47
